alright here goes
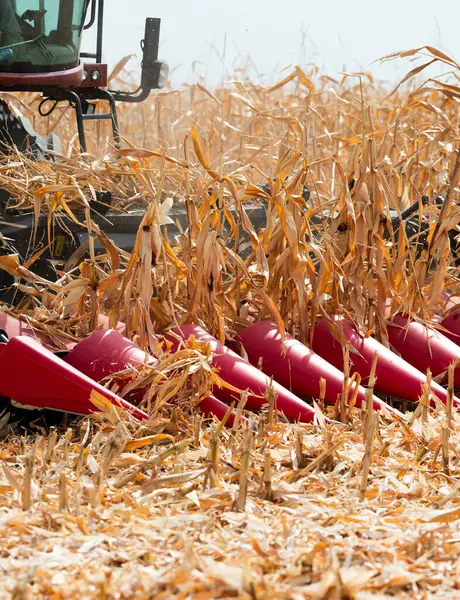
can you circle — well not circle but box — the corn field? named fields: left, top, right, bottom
left=0, top=46, right=459, bottom=597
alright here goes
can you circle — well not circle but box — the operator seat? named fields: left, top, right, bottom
left=0, top=0, right=28, bottom=63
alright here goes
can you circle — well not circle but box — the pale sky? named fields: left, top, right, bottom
left=83, top=0, right=459, bottom=88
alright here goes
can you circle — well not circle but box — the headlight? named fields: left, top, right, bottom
left=142, top=60, right=170, bottom=90
left=157, top=61, right=169, bottom=89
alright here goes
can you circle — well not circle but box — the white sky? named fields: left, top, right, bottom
left=83, top=0, right=460, bottom=88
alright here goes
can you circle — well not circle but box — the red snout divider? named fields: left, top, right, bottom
left=441, top=308, right=460, bottom=346
left=312, top=316, right=459, bottom=407
left=238, top=321, right=391, bottom=412
left=0, top=336, right=149, bottom=420
left=168, top=324, right=328, bottom=424
left=0, top=312, right=73, bottom=350
left=64, top=329, right=246, bottom=425
left=388, top=313, right=460, bottom=387
left=64, top=329, right=154, bottom=382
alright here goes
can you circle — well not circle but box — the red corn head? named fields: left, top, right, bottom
left=64, top=329, right=155, bottom=384
left=199, top=395, right=249, bottom=426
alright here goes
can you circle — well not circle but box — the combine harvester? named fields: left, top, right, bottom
left=0, top=2, right=459, bottom=425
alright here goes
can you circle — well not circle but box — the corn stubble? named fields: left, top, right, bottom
left=0, top=47, right=460, bottom=597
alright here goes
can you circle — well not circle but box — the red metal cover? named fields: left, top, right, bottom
left=441, top=308, right=460, bottom=346
left=0, top=63, right=84, bottom=88
left=0, top=312, right=59, bottom=347
left=64, top=329, right=153, bottom=382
